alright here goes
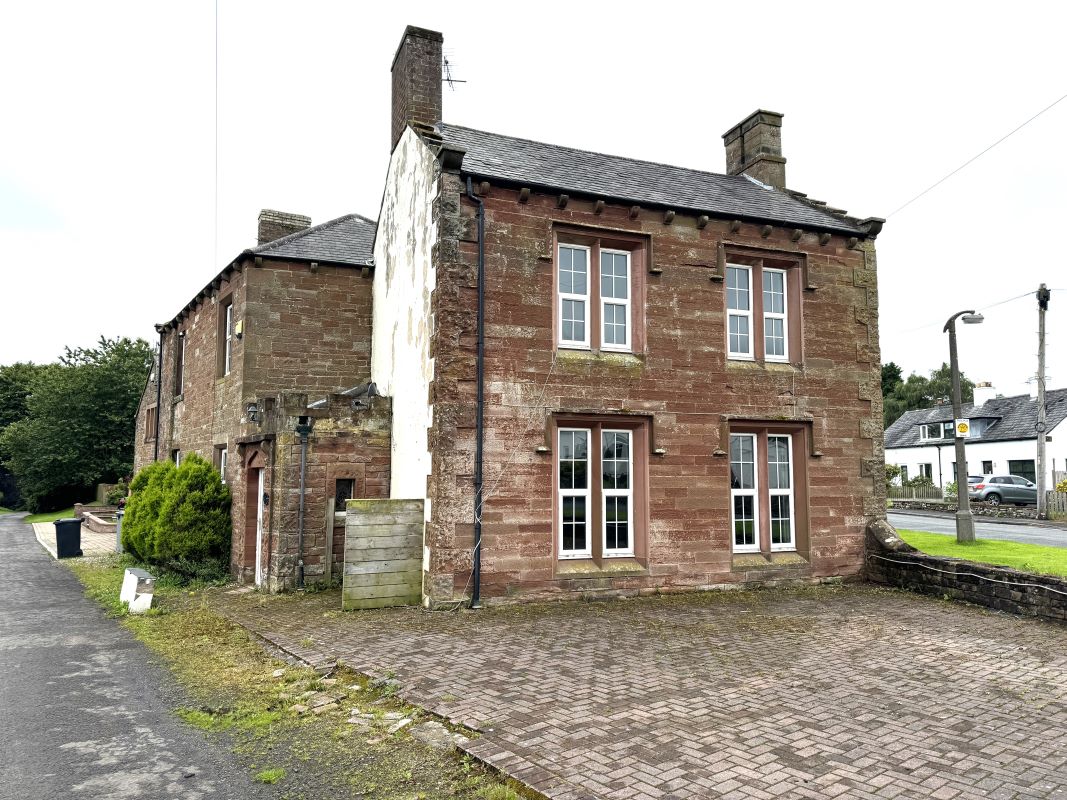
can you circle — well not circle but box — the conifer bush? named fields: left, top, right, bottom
left=122, top=460, right=175, bottom=560
left=123, top=454, right=231, bottom=576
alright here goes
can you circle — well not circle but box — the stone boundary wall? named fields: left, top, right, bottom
left=866, top=519, right=1067, bottom=625
left=342, top=499, right=423, bottom=611
left=890, top=500, right=1040, bottom=519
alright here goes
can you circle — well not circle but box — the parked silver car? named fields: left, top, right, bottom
left=968, top=475, right=1037, bottom=506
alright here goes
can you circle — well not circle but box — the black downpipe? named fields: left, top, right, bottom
left=154, top=327, right=163, bottom=461
left=466, top=177, right=485, bottom=609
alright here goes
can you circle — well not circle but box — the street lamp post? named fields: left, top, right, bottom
left=944, top=309, right=984, bottom=543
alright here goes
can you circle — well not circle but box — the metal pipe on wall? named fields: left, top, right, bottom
left=465, top=177, right=486, bottom=609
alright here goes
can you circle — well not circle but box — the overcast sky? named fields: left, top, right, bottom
left=2, top=1, right=1064, bottom=399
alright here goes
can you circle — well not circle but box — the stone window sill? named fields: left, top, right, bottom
left=731, top=552, right=809, bottom=571
left=555, top=557, right=648, bottom=579
left=727, top=359, right=800, bottom=373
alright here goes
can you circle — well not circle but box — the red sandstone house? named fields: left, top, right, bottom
left=134, top=211, right=390, bottom=591
left=136, top=24, right=887, bottom=606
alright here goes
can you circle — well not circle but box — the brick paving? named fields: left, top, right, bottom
left=215, top=585, right=1067, bottom=800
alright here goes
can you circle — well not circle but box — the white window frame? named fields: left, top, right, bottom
left=558, top=427, right=592, bottom=559
left=601, top=429, right=634, bottom=557
left=219, top=446, right=228, bottom=484
left=730, top=433, right=760, bottom=553
left=767, top=434, right=795, bottom=552
left=918, top=422, right=953, bottom=441
left=557, top=244, right=591, bottom=350
left=762, top=268, right=789, bottom=363
left=223, top=302, right=233, bottom=376
left=599, top=249, right=632, bottom=354
left=726, top=265, right=754, bottom=360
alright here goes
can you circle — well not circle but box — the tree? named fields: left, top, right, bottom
left=0, top=362, right=47, bottom=507
left=0, top=337, right=152, bottom=511
left=881, top=362, right=902, bottom=398
left=882, top=362, right=975, bottom=428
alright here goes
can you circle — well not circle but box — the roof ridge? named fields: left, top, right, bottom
left=441, top=122, right=750, bottom=185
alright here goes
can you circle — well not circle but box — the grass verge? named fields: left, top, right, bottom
left=897, top=529, right=1067, bottom=578
left=0, top=506, right=13, bottom=514
left=65, top=554, right=533, bottom=800
left=25, top=507, right=76, bottom=523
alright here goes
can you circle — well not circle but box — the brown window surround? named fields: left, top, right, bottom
left=728, top=422, right=810, bottom=559
left=216, top=295, right=234, bottom=378
left=144, top=405, right=158, bottom=442
left=553, top=225, right=647, bottom=354
left=551, top=414, right=650, bottom=567
left=724, top=250, right=803, bottom=364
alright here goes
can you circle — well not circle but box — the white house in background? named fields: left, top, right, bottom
left=885, top=382, right=1067, bottom=488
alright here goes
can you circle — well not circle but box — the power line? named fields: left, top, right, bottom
left=888, top=91, right=1067, bottom=218
left=898, top=289, right=1033, bottom=334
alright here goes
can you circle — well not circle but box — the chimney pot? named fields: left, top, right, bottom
left=723, top=109, right=787, bottom=189
left=391, top=25, right=443, bottom=151
left=257, top=209, right=311, bottom=246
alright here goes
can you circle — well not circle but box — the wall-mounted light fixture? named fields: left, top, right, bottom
left=246, top=401, right=260, bottom=424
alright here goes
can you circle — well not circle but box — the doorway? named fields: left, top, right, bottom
left=254, top=468, right=265, bottom=586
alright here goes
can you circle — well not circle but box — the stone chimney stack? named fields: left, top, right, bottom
left=972, top=382, right=997, bottom=407
left=391, top=25, right=443, bottom=151
left=257, top=209, right=311, bottom=245
left=722, top=110, right=787, bottom=189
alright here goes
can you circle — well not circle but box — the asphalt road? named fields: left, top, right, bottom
left=889, top=510, right=1067, bottom=549
left=0, top=513, right=261, bottom=800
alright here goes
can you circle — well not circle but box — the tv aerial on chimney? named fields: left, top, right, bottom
left=443, top=52, right=466, bottom=91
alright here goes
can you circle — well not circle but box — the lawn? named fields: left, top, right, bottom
left=24, top=502, right=105, bottom=524
left=64, top=555, right=526, bottom=800
left=897, top=529, right=1067, bottom=578
left=0, top=507, right=14, bottom=514
left=24, top=507, right=76, bottom=523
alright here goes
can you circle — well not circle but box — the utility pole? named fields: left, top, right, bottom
left=1036, top=284, right=1051, bottom=518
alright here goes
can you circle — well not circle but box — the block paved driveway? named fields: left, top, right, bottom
left=217, top=585, right=1067, bottom=800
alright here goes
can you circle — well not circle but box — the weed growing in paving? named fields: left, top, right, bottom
left=255, top=767, right=286, bottom=784
left=64, top=555, right=538, bottom=800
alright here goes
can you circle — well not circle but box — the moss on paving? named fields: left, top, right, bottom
left=65, top=554, right=535, bottom=800
left=898, top=529, right=1067, bottom=578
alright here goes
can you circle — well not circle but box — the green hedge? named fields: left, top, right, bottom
left=123, top=454, right=231, bottom=575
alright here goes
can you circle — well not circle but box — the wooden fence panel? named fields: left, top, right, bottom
left=342, top=499, right=423, bottom=611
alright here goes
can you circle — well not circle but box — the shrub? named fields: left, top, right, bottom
left=885, top=463, right=902, bottom=489
left=1057, top=477, right=1067, bottom=493
left=105, top=480, right=128, bottom=506
left=123, top=455, right=231, bottom=575
left=154, top=453, right=231, bottom=567
left=944, top=481, right=958, bottom=498
left=122, top=460, right=175, bottom=560
left=904, top=475, right=935, bottom=489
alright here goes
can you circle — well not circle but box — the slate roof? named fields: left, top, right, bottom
left=159, top=212, right=376, bottom=330
left=251, top=213, right=376, bottom=267
left=438, top=123, right=867, bottom=235
left=884, top=388, right=1067, bottom=448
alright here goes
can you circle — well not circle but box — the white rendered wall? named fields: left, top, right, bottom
left=887, top=431, right=1067, bottom=487
left=371, top=128, right=437, bottom=501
